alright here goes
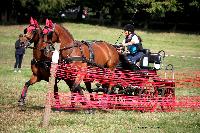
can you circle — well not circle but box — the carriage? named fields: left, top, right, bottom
left=53, top=40, right=176, bottom=112
left=111, top=44, right=175, bottom=111
left=20, top=18, right=175, bottom=112
left=75, top=41, right=176, bottom=96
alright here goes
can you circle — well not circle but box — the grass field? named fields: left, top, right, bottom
left=0, top=23, right=200, bottom=133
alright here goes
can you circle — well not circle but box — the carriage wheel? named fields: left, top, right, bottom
left=137, top=81, right=159, bottom=112
left=160, top=81, right=175, bottom=112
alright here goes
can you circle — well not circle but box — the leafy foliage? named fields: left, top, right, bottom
left=1, top=0, right=199, bottom=27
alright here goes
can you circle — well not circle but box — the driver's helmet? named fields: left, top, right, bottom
left=123, top=24, right=135, bottom=32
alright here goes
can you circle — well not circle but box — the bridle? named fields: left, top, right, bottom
left=42, top=24, right=58, bottom=51
left=24, top=24, right=39, bottom=44
left=42, top=23, right=85, bottom=59
left=24, top=24, right=54, bottom=56
left=42, top=24, right=56, bottom=43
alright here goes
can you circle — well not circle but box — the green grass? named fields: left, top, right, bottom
left=0, top=23, right=200, bottom=132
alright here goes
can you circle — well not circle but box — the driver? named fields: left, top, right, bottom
left=122, top=24, right=144, bottom=65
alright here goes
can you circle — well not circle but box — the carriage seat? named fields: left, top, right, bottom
left=117, top=45, right=164, bottom=70
left=139, top=50, right=163, bottom=69
left=141, top=49, right=150, bottom=55
left=133, top=49, right=150, bottom=65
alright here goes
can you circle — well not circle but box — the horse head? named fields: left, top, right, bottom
left=42, top=18, right=57, bottom=44
left=22, top=17, right=53, bottom=59
left=42, top=18, right=74, bottom=49
left=24, top=17, right=41, bottom=46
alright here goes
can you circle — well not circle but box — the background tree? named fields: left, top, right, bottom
left=1, top=0, right=199, bottom=31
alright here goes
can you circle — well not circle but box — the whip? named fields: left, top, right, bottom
left=114, top=31, right=123, bottom=45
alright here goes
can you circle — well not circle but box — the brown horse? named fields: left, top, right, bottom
left=42, top=19, right=119, bottom=94
left=18, top=17, right=56, bottom=106
left=18, top=17, right=82, bottom=107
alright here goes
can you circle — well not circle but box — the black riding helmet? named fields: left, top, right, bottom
left=123, top=24, right=135, bottom=32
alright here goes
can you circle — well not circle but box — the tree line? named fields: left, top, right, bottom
left=1, top=0, right=200, bottom=31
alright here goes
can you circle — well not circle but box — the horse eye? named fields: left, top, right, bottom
left=40, top=33, right=44, bottom=36
left=47, top=31, right=53, bottom=38
left=24, top=28, right=27, bottom=34
left=32, top=29, right=37, bottom=33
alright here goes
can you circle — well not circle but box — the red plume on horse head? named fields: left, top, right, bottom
left=29, top=17, right=39, bottom=27
left=43, top=18, right=54, bottom=34
left=45, top=18, right=49, bottom=26
left=26, top=17, right=39, bottom=33
left=34, top=19, right=39, bottom=27
left=45, top=18, right=53, bottom=29
left=30, top=17, right=35, bottom=25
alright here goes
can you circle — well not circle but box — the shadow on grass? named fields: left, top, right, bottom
left=50, top=107, right=114, bottom=114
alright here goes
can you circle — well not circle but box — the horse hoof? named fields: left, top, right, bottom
left=89, top=109, right=95, bottom=114
left=18, top=101, right=25, bottom=106
left=18, top=98, right=25, bottom=106
left=52, top=107, right=61, bottom=112
left=85, top=109, right=95, bottom=114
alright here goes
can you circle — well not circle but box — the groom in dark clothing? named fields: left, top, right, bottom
left=14, top=34, right=25, bottom=72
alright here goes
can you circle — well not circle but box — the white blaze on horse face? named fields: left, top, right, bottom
left=52, top=43, right=60, bottom=63
left=52, top=50, right=59, bottom=63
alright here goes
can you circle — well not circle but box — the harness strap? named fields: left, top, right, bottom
left=62, top=56, right=104, bottom=69
left=31, top=58, right=51, bottom=71
left=59, top=40, right=104, bottom=68
left=81, top=40, right=96, bottom=62
left=27, top=46, right=46, bottom=51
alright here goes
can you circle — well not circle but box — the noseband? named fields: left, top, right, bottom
left=43, top=24, right=56, bottom=43
left=42, top=24, right=59, bottom=53
left=25, top=24, right=38, bottom=43
left=42, top=24, right=84, bottom=60
left=24, top=25, right=50, bottom=54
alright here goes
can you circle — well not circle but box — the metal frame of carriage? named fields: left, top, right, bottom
left=95, top=45, right=175, bottom=111
left=42, top=41, right=199, bottom=127
left=50, top=41, right=176, bottom=112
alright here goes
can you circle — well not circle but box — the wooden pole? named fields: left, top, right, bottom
left=42, top=43, right=60, bottom=127
left=42, top=63, right=57, bottom=127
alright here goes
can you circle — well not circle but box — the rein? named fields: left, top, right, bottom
left=26, top=46, right=46, bottom=51
left=44, top=23, right=104, bottom=68
left=59, top=41, right=105, bottom=68
left=60, top=42, right=80, bottom=51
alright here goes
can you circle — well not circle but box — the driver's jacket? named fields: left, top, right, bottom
left=124, top=34, right=143, bottom=55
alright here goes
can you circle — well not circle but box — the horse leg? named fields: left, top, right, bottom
left=18, top=75, right=40, bottom=106
left=64, top=79, right=77, bottom=108
left=71, top=73, right=88, bottom=107
left=102, top=70, right=115, bottom=94
left=54, top=78, right=61, bottom=109
left=102, top=83, right=110, bottom=94
left=84, top=81, right=93, bottom=99
left=71, top=70, right=86, bottom=93
left=107, top=84, right=113, bottom=94
left=106, top=55, right=118, bottom=94
left=84, top=81, right=96, bottom=114
left=85, top=81, right=95, bottom=104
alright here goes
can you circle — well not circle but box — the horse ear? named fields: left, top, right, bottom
left=49, top=20, right=53, bottom=28
left=30, top=17, right=35, bottom=25
left=46, top=18, right=49, bottom=26
left=34, top=19, right=39, bottom=27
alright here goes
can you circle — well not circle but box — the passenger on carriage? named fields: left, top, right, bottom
left=121, top=24, right=144, bottom=65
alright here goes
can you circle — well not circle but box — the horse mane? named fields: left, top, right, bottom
left=56, top=24, right=74, bottom=41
